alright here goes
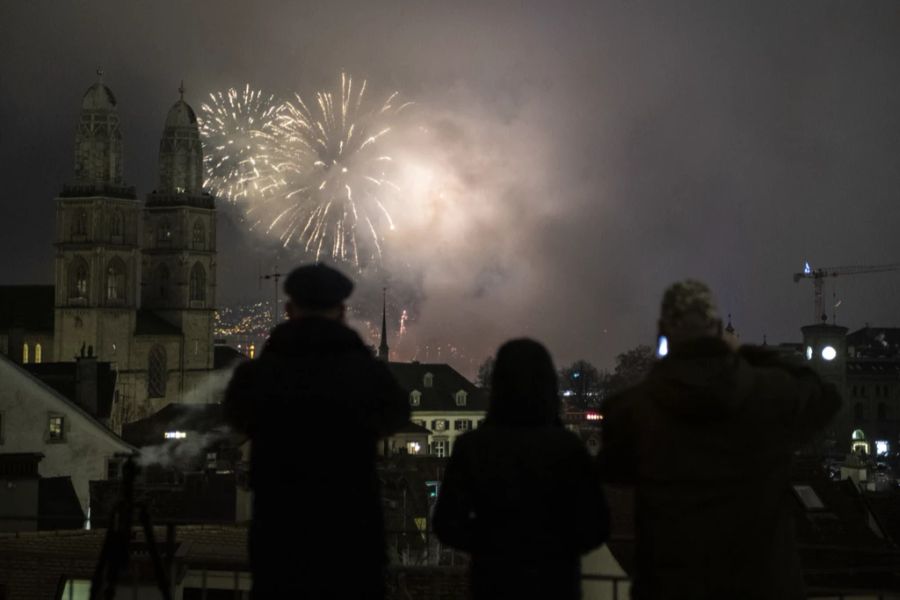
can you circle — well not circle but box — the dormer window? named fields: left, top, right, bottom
left=424, top=372, right=434, bottom=388
left=455, top=390, right=467, bottom=407
left=410, top=390, right=422, bottom=407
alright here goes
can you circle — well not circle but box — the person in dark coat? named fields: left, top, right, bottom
left=223, top=263, right=410, bottom=599
left=433, top=339, right=610, bottom=600
left=600, top=280, right=842, bottom=600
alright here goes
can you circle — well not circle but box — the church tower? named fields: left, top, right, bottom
left=141, top=84, right=216, bottom=375
left=54, top=71, right=140, bottom=367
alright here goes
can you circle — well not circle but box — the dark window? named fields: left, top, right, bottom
left=192, top=220, right=205, bottom=250
left=852, top=385, right=858, bottom=397
left=878, top=402, right=888, bottom=421
left=107, top=458, right=121, bottom=480
left=110, top=210, right=123, bottom=238
left=105, top=258, right=126, bottom=301
left=72, top=209, right=88, bottom=236
left=454, top=419, right=472, bottom=431
left=157, top=219, right=172, bottom=244
left=157, top=264, right=170, bottom=302
left=190, top=263, right=206, bottom=303
left=148, top=345, right=167, bottom=398
left=854, top=402, right=865, bottom=421
left=69, top=258, right=89, bottom=299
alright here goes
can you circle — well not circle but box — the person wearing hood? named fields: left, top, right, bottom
left=600, top=280, right=841, bottom=600
left=223, top=263, right=410, bottom=599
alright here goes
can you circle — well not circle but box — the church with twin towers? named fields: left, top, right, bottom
left=1, top=72, right=219, bottom=428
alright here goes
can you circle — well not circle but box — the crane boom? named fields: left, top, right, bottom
left=792, top=262, right=900, bottom=322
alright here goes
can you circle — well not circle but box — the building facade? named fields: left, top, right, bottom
left=0, top=75, right=217, bottom=430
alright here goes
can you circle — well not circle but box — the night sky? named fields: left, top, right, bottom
left=2, top=1, right=900, bottom=373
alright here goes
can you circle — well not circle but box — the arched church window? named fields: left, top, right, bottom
left=157, top=264, right=170, bottom=302
left=72, top=209, right=88, bottom=237
left=106, top=258, right=126, bottom=302
left=22, top=343, right=29, bottom=364
left=69, top=257, right=89, bottom=299
left=157, top=219, right=172, bottom=245
left=190, top=263, right=206, bottom=303
left=35, top=344, right=42, bottom=364
left=192, top=220, right=205, bottom=250
left=148, top=345, right=167, bottom=398
left=110, top=210, right=123, bottom=238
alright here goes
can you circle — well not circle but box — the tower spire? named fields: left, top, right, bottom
left=378, top=287, right=389, bottom=362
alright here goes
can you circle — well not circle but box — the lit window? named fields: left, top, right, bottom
left=585, top=411, right=603, bottom=421
left=821, top=346, right=837, bottom=361
left=424, top=372, right=433, bottom=388
left=805, top=346, right=813, bottom=361
left=164, top=431, right=187, bottom=440
left=406, top=441, right=422, bottom=455
left=432, top=440, right=447, bottom=458
left=35, top=343, right=42, bottom=364
left=455, top=390, right=467, bottom=407
left=410, top=390, right=421, bottom=406
left=875, top=440, right=889, bottom=456
left=22, top=343, right=29, bottom=364
left=48, top=416, right=64, bottom=442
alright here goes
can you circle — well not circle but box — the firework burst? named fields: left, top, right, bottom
left=198, top=85, right=280, bottom=202
left=260, top=73, right=411, bottom=267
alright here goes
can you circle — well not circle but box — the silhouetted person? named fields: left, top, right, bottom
left=223, top=264, right=410, bottom=599
left=434, top=339, right=609, bottom=600
left=600, top=280, right=841, bottom=600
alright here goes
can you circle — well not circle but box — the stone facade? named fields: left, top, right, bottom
left=0, top=75, right=218, bottom=432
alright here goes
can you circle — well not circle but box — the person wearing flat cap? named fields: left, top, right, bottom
left=600, top=280, right=841, bottom=600
left=224, top=263, right=410, bottom=600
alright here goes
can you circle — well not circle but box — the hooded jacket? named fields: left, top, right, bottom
left=223, top=317, right=410, bottom=597
left=600, top=338, right=841, bottom=600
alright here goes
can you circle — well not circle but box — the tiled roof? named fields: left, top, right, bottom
left=0, top=354, right=133, bottom=452
left=214, top=345, right=247, bottom=370
left=122, top=403, right=227, bottom=448
left=847, top=327, right=900, bottom=358
left=0, top=285, right=54, bottom=332
left=0, top=525, right=249, bottom=600
left=388, top=362, right=488, bottom=412
left=135, top=309, right=182, bottom=336
left=24, top=361, right=117, bottom=420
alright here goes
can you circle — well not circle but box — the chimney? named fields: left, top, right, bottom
left=75, top=353, right=99, bottom=416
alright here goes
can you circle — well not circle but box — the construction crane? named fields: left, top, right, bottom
left=793, top=261, right=900, bottom=322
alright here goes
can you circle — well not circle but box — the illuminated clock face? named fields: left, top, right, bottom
left=821, top=346, right=837, bottom=361
left=434, top=420, right=447, bottom=431
left=806, top=346, right=813, bottom=361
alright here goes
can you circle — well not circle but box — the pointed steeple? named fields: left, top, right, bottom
left=378, top=287, right=389, bottom=362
